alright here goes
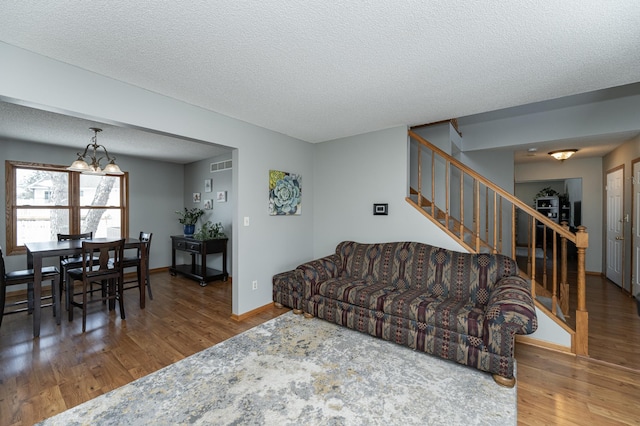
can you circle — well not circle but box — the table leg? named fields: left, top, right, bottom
left=31, top=253, right=42, bottom=338
left=222, top=245, right=228, bottom=281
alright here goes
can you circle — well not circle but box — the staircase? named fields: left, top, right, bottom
left=408, top=129, right=589, bottom=356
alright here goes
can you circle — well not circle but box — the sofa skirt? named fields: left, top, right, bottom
left=305, top=296, right=516, bottom=379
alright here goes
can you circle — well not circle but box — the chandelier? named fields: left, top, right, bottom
left=548, top=149, right=578, bottom=162
left=67, top=127, right=124, bottom=175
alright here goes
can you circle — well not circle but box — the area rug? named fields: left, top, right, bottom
left=38, top=312, right=516, bottom=425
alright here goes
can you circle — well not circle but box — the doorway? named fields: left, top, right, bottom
left=606, top=166, right=624, bottom=288
left=514, top=178, right=582, bottom=246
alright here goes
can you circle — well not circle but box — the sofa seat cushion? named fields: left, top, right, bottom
left=315, top=278, right=397, bottom=310
left=382, top=289, right=485, bottom=338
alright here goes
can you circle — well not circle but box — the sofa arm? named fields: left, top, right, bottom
left=297, top=254, right=341, bottom=299
left=484, top=276, right=538, bottom=353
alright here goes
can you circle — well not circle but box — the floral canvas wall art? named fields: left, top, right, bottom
left=269, top=170, right=301, bottom=216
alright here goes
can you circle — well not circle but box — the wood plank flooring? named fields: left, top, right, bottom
left=1, top=271, right=639, bottom=425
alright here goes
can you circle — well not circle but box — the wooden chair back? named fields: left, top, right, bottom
left=80, top=239, right=125, bottom=281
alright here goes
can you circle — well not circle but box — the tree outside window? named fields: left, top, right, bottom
left=6, top=161, right=128, bottom=254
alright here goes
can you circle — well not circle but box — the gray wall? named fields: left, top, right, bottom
left=2, top=40, right=631, bottom=315
left=0, top=41, right=315, bottom=315
left=457, top=84, right=640, bottom=152
left=182, top=153, right=233, bottom=274
left=313, top=126, right=465, bottom=258
left=603, top=135, right=640, bottom=295
left=0, top=138, right=184, bottom=273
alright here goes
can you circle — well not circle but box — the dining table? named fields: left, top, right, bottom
left=25, top=237, right=148, bottom=337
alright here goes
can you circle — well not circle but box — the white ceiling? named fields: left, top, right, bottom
left=1, top=1, right=639, bottom=162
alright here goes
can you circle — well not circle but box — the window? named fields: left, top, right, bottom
left=5, top=161, right=129, bottom=255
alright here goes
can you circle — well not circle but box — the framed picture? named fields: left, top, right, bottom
left=269, top=170, right=301, bottom=215
left=204, top=199, right=213, bottom=210
left=216, top=191, right=227, bottom=202
left=204, top=179, right=212, bottom=193
left=193, top=192, right=201, bottom=203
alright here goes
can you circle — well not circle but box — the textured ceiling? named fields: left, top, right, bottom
left=0, top=1, right=639, bottom=146
left=0, top=102, right=229, bottom=164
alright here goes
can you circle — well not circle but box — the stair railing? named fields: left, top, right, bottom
left=407, top=130, right=589, bottom=355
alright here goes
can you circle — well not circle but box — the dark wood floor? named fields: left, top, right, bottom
left=1, top=271, right=639, bottom=425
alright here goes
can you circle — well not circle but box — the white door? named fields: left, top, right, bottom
left=606, top=168, right=624, bottom=287
left=633, top=161, right=640, bottom=297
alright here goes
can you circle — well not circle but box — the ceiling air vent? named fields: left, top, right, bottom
left=210, top=159, right=232, bottom=173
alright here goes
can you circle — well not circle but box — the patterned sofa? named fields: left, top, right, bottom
left=275, top=241, right=537, bottom=387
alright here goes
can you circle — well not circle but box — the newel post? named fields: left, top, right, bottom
left=575, top=225, right=589, bottom=356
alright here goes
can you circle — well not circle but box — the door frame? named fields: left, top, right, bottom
left=605, top=165, right=625, bottom=290
left=633, top=158, right=640, bottom=297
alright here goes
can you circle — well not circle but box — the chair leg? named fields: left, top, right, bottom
left=67, top=276, right=74, bottom=322
left=0, top=284, right=5, bottom=328
left=108, top=278, right=115, bottom=310
left=101, top=281, right=107, bottom=303
left=52, top=276, right=61, bottom=326
left=118, top=277, right=126, bottom=320
left=82, top=279, right=88, bottom=332
left=64, top=275, right=73, bottom=321
left=136, top=265, right=153, bottom=301
left=59, top=267, right=65, bottom=304
left=146, top=265, right=153, bottom=300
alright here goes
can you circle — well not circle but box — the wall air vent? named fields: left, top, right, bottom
left=210, top=160, right=232, bottom=173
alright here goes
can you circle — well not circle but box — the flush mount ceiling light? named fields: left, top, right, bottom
left=68, top=127, right=124, bottom=175
left=548, top=149, right=578, bottom=162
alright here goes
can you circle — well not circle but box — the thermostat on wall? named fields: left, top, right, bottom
left=373, top=203, right=388, bottom=215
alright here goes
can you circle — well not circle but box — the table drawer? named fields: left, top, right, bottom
left=173, top=239, right=202, bottom=253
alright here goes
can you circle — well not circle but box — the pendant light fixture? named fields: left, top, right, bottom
left=67, top=127, right=124, bottom=175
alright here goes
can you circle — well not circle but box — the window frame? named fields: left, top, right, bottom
left=5, top=160, right=129, bottom=255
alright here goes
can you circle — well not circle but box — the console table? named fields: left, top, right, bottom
left=170, top=236, right=228, bottom=286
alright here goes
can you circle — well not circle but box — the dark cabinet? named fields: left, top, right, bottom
left=170, top=236, right=228, bottom=286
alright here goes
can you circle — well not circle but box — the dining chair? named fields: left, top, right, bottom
left=121, top=231, right=153, bottom=300
left=57, top=232, right=98, bottom=308
left=66, top=239, right=125, bottom=332
left=0, top=245, right=61, bottom=333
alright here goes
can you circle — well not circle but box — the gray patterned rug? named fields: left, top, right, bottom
left=39, top=311, right=516, bottom=425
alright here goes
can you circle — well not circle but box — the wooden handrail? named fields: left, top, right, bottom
left=408, top=129, right=589, bottom=356
left=409, top=130, right=582, bottom=245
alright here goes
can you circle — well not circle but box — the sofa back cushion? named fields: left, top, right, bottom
left=334, top=241, right=519, bottom=304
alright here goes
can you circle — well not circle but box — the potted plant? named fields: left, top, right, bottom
left=534, top=186, right=559, bottom=200
left=175, top=207, right=204, bottom=237
left=193, top=221, right=227, bottom=240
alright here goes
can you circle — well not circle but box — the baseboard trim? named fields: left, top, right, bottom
left=577, top=354, right=640, bottom=374
left=516, top=335, right=574, bottom=354
left=123, top=266, right=169, bottom=279
left=230, top=302, right=276, bottom=322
